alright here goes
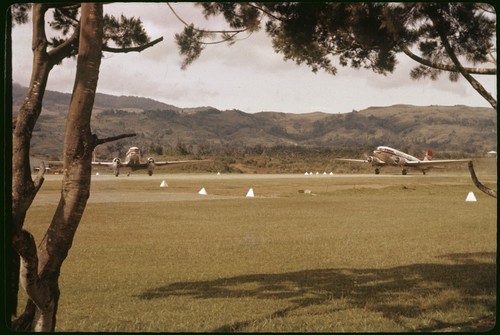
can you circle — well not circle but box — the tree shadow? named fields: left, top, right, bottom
left=135, top=252, right=496, bottom=332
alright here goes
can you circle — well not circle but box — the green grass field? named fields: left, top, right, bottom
left=22, top=159, right=496, bottom=332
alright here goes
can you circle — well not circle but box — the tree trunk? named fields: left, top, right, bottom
left=14, top=4, right=104, bottom=331
left=11, top=4, right=158, bottom=329
left=11, top=3, right=53, bottom=327
left=12, top=3, right=51, bottom=228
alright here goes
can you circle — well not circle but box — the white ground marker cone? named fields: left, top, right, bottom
left=95, top=172, right=99, bottom=176
left=217, top=172, right=221, bottom=175
left=198, top=187, right=207, bottom=195
left=465, top=191, right=477, bottom=202
left=160, top=180, right=168, bottom=188
left=246, top=188, right=255, bottom=197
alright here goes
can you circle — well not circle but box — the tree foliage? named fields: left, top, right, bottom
left=104, top=13, right=151, bottom=48
left=175, top=2, right=496, bottom=108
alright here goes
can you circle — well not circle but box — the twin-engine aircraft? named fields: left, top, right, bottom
left=336, top=146, right=469, bottom=175
left=92, top=146, right=211, bottom=176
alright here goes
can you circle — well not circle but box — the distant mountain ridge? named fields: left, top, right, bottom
left=13, top=83, right=182, bottom=112
left=12, top=83, right=497, bottom=159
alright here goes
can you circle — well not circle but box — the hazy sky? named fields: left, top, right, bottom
left=11, top=2, right=497, bottom=114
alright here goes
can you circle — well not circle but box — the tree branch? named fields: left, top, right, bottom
left=166, top=2, right=249, bottom=34
left=247, top=3, right=283, bottom=21
left=202, top=31, right=254, bottom=45
left=93, top=133, right=137, bottom=148
left=102, top=36, right=164, bottom=53
left=402, top=47, right=496, bottom=75
left=468, top=161, right=497, bottom=198
left=51, top=3, right=81, bottom=11
left=427, top=7, right=497, bottom=109
left=33, top=162, right=46, bottom=192
left=47, top=24, right=80, bottom=65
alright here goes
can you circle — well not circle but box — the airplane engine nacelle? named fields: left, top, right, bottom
left=393, top=157, right=407, bottom=166
left=112, top=158, right=122, bottom=176
left=367, top=156, right=382, bottom=166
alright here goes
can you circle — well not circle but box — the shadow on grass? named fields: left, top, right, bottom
left=136, top=252, right=496, bottom=332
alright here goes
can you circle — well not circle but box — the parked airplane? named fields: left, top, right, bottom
left=92, top=146, right=211, bottom=176
left=336, top=146, right=469, bottom=175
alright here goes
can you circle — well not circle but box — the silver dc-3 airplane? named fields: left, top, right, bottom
left=337, top=146, right=469, bottom=175
left=92, top=146, right=211, bottom=176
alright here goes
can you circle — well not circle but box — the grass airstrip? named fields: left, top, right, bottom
left=22, top=158, right=496, bottom=332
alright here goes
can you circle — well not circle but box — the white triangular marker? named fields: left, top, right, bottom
left=198, top=187, right=207, bottom=195
left=217, top=172, right=221, bottom=175
left=465, top=192, right=477, bottom=202
left=305, top=172, right=309, bottom=176
left=160, top=180, right=168, bottom=187
left=246, top=188, right=254, bottom=197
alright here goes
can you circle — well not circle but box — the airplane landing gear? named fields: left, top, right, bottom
left=402, top=169, right=407, bottom=175
left=375, top=168, right=380, bottom=175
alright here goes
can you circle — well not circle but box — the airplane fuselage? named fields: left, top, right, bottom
left=374, top=146, right=421, bottom=164
left=371, top=146, right=429, bottom=174
left=125, top=147, right=141, bottom=165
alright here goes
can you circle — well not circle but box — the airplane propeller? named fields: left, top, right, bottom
left=363, top=153, right=374, bottom=163
left=146, top=157, right=155, bottom=176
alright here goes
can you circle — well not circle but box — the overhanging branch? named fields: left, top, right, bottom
left=167, top=2, right=251, bottom=45
left=167, top=2, right=249, bottom=34
left=102, top=37, right=164, bottom=53
left=402, top=47, right=496, bottom=75
left=468, top=161, right=497, bottom=198
left=92, top=133, right=136, bottom=148
left=427, top=7, right=497, bottom=109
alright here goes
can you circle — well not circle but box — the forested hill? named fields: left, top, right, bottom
left=12, top=83, right=497, bottom=159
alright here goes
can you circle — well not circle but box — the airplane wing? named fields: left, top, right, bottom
left=336, top=157, right=386, bottom=165
left=91, top=161, right=115, bottom=166
left=404, top=159, right=470, bottom=167
left=335, top=159, right=370, bottom=163
left=153, top=159, right=213, bottom=166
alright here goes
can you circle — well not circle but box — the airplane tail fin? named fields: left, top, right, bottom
left=424, top=149, right=433, bottom=161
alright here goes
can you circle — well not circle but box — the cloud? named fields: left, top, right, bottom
left=10, top=2, right=496, bottom=114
